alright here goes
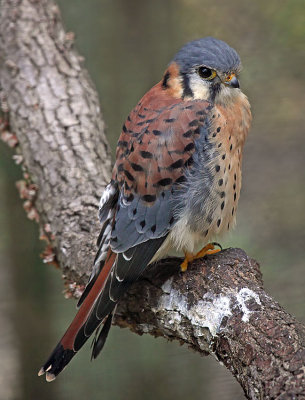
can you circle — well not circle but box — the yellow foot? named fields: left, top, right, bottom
left=180, top=242, right=222, bottom=272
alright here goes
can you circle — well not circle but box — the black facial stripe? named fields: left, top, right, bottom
left=162, top=71, right=170, bottom=89
left=209, top=82, right=221, bottom=102
left=181, top=73, right=193, bottom=98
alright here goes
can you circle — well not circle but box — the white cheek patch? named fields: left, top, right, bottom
left=188, top=74, right=211, bottom=100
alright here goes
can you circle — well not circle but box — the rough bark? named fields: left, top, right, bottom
left=0, top=1, right=304, bottom=399
left=0, top=0, right=112, bottom=283
left=117, top=250, right=305, bottom=400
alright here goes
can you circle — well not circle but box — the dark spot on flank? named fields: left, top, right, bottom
left=124, top=169, right=134, bottom=181
left=217, top=219, right=221, bottom=227
left=196, top=110, right=205, bottom=116
left=229, top=135, right=231, bottom=140
left=234, top=192, right=237, bottom=201
left=127, top=115, right=131, bottom=121
left=184, top=142, right=195, bottom=152
left=212, top=133, right=217, bottom=137
left=169, top=159, right=184, bottom=169
left=218, top=179, right=223, bottom=186
left=193, top=127, right=200, bottom=135
left=138, top=114, right=145, bottom=119
left=164, top=118, right=175, bottom=123
left=117, top=162, right=123, bottom=172
left=130, top=144, right=134, bottom=152
left=227, top=223, right=230, bottom=229
left=212, top=114, right=215, bottom=118
left=142, top=194, right=156, bottom=203
left=122, top=124, right=127, bottom=133
left=183, top=129, right=193, bottom=138
left=189, top=119, right=198, bottom=127
left=140, top=150, right=153, bottom=159
left=140, top=220, right=146, bottom=228
left=220, top=191, right=225, bottom=198
left=153, top=129, right=162, bottom=136
left=133, top=208, right=137, bottom=215
left=230, top=144, right=233, bottom=151
left=221, top=201, right=225, bottom=210
left=229, top=164, right=231, bottom=170
left=232, top=207, right=234, bottom=215
left=151, top=224, right=156, bottom=233
left=215, top=165, right=220, bottom=172
left=131, top=163, right=144, bottom=172
left=175, top=175, right=186, bottom=184
left=184, top=105, right=193, bottom=110
left=145, top=181, right=148, bottom=188
left=222, top=154, right=226, bottom=160
left=157, top=178, right=172, bottom=186
left=233, top=183, right=236, bottom=190
left=234, top=173, right=237, bottom=181
left=162, top=71, right=170, bottom=89
left=146, top=119, right=155, bottom=123
left=204, top=229, right=209, bottom=236
left=218, top=142, right=222, bottom=148
left=217, top=127, right=221, bottom=132
left=137, top=121, right=146, bottom=126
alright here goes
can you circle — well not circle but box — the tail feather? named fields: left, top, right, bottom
left=39, top=236, right=166, bottom=381
left=38, top=250, right=116, bottom=381
left=91, top=311, right=114, bottom=360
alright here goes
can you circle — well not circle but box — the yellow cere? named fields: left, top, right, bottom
left=225, top=73, right=236, bottom=82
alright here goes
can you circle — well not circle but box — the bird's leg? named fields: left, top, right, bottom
left=180, top=243, right=222, bottom=272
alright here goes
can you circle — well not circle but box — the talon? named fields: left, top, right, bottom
left=211, top=242, right=223, bottom=251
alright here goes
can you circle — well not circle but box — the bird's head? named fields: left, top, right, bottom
left=162, top=37, right=242, bottom=106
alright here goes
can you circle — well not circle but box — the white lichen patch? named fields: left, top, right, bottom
left=154, top=280, right=262, bottom=344
left=155, top=285, right=232, bottom=341
left=235, top=288, right=261, bottom=323
left=189, top=294, right=232, bottom=337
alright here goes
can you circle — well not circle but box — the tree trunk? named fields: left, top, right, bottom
left=0, top=1, right=304, bottom=399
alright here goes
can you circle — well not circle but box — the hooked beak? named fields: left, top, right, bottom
left=224, top=74, right=240, bottom=89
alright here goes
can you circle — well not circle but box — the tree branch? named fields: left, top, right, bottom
left=0, top=1, right=304, bottom=399
left=0, top=0, right=112, bottom=283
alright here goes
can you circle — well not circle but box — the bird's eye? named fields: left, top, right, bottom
left=198, top=67, right=217, bottom=80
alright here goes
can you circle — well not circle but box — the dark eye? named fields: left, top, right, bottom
left=198, top=67, right=216, bottom=80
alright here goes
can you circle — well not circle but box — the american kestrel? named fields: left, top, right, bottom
left=39, top=37, right=251, bottom=381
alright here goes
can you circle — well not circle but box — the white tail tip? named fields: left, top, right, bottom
left=46, top=372, right=56, bottom=382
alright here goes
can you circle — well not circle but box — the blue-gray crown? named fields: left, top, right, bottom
left=172, top=37, right=241, bottom=74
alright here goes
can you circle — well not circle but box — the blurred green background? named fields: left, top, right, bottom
left=0, top=0, right=304, bottom=399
